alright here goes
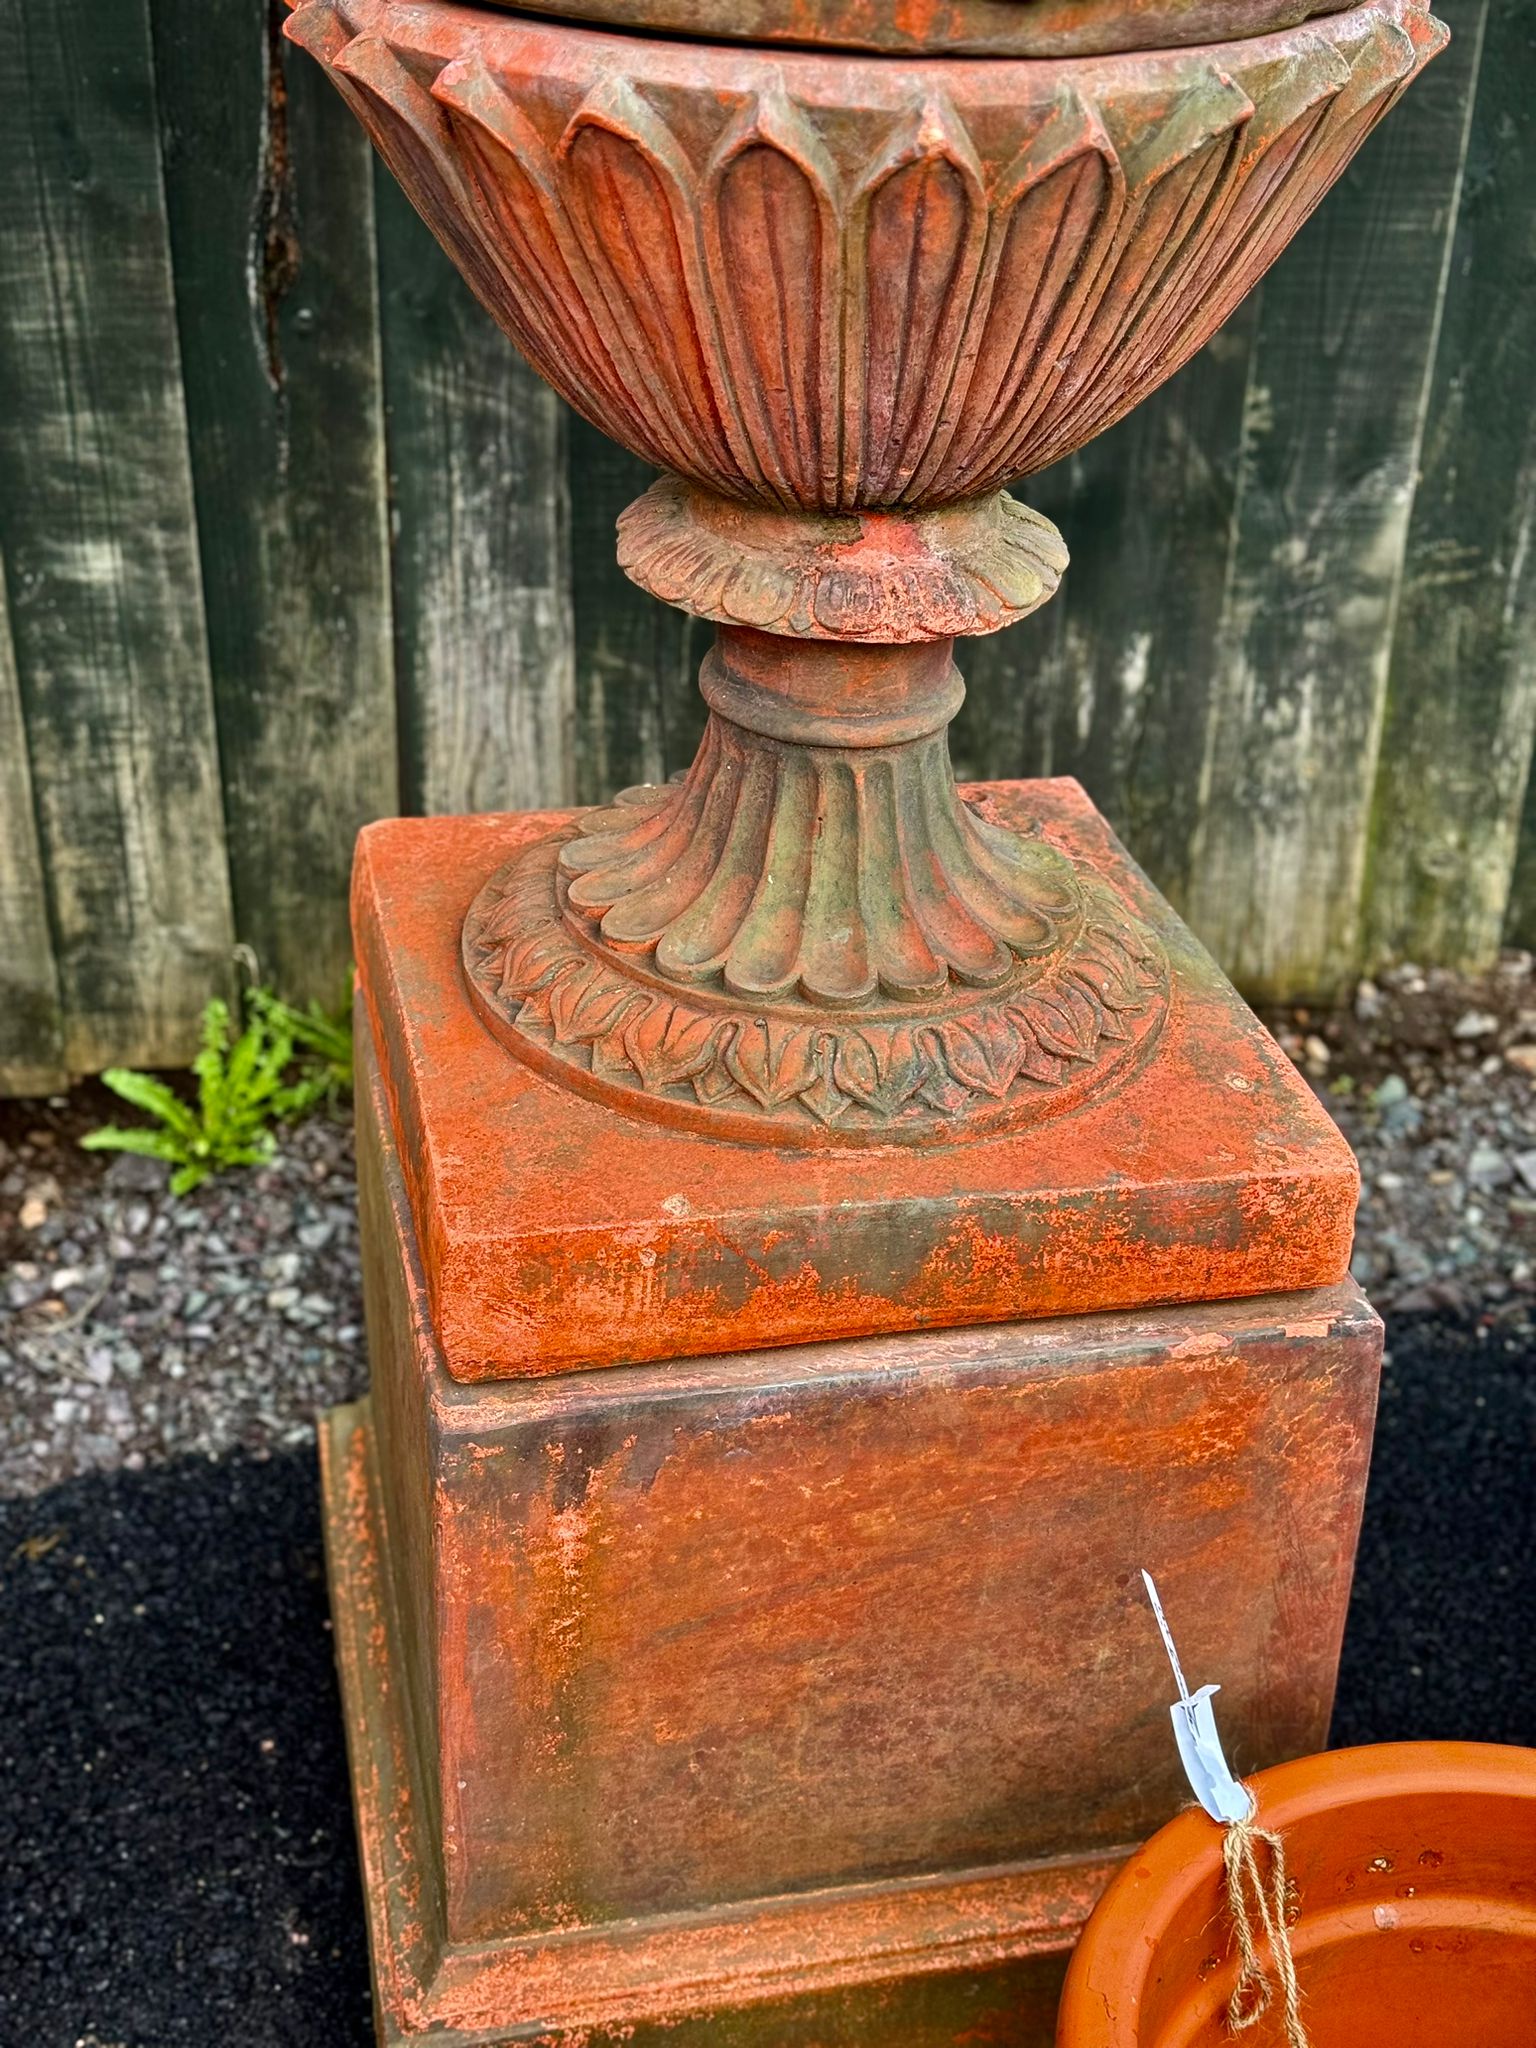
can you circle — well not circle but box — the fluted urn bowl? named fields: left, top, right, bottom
left=289, top=0, right=1444, bottom=1142
left=290, top=0, right=1441, bottom=521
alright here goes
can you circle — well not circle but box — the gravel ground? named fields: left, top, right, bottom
left=1263, top=952, right=1536, bottom=1320
left=3, top=953, right=1535, bottom=1499
left=0, top=1091, right=364, bottom=1499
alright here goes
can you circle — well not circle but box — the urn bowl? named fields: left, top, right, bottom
left=289, top=0, right=1444, bottom=524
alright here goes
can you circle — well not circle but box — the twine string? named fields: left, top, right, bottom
left=1221, top=1806, right=1308, bottom=2048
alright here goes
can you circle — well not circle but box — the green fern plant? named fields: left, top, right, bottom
left=246, top=988, right=353, bottom=1099
left=82, top=995, right=331, bottom=1196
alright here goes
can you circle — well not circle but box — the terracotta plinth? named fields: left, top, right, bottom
left=355, top=793, right=1358, bottom=1377
left=329, top=982, right=1380, bottom=2045
left=284, top=0, right=1443, bottom=2038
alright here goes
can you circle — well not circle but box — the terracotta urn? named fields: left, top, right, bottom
left=1056, top=1742, right=1536, bottom=2048
left=288, top=0, right=1445, bottom=1149
left=288, top=2, right=1450, bottom=2042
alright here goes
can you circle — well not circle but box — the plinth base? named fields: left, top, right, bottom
left=325, top=1013, right=1381, bottom=2046
left=321, top=1398, right=1094, bottom=2048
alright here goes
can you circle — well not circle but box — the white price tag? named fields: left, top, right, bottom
left=1141, top=1570, right=1255, bottom=1826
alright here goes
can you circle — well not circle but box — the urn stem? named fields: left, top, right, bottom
left=557, top=625, right=1087, bottom=1010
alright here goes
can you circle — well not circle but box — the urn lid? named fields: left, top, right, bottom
left=460, top=0, right=1348, bottom=58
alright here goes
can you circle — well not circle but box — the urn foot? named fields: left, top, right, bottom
left=462, top=627, right=1170, bottom=1144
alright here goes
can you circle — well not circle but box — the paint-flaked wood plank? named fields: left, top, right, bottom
left=374, top=169, right=574, bottom=820
left=0, top=556, right=67, bottom=1096
left=954, top=310, right=1257, bottom=922
left=154, top=0, right=396, bottom=1006
left=567, top=415, right=708, bottom=806
left=1185, top=1, right=1487, bottom=1001
left=0, top=0, right=235, bottom=1072
left=1368, top=6, right=1536, bottom=970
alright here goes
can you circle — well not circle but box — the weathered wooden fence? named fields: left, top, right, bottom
left=2, top=0, right=1534, bottom=1094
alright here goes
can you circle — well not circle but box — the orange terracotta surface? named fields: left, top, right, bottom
left=353, top=781, right=1358, bottom=1381
left=1057, top=1742, right=1536, bottom=2048
left=461, top=0, right=1369, bottom=60
left=289, top=0, right=1443, bottom=513
left=368, top=1037, right=1376, bottom=1938
left=323, top=1392, right=1097, bottom=2042
left=328, top=1021, right=1382, bottom=2044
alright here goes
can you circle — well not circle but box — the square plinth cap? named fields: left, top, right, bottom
left=354, top=782, right=1358, bottom=1381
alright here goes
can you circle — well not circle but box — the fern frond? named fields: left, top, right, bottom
left=84, top=984, right=336, bottom=1199
left=251, top=991, right=353, bottom=1078
left=80, top=1126, right=186, bottom=1162
left=97, top=1069, right=199, bottom=1140
left=194, top=1000, right=233, bottom=1128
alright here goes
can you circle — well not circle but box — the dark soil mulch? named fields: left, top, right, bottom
left=1333, top=1309, right=1536, bottom=1746
left=0, top=1448, right=372, bottom=2047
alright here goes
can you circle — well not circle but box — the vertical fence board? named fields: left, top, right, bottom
left=376, top=171, right=575, bottom=820
left=1184, top=5, right=1486, bottom=1000
left=0, top=558, right=67, bottom=1094
left=568, top=418, right=708, bottom=805
left=0, top=0, right=234, bottom=1073
left=954, top=311, right=1258, bottom=918
left=1366, top=5, right=1536, bottom=971
left=948, top=441, right=1075, bottom=788
left=154, top=0, right=396, bottom=1006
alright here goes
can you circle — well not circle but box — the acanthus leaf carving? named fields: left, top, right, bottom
left=462, top=837, right=1171, bottom=1145
left=1027, top=69, right=1257, bottom=471
left=431, top=59, right=669, bottom=466
left=844, top=90, right=989, bottom=507
left=725, top=1019, right=820, bottom=1110
left=704, top=89, right=844, bottom=510
left=616, top=479, right=1067, bottom=643
left=912, top=88, right=1114, bottom=502
left=623, top=1006, right=726, bottom=1092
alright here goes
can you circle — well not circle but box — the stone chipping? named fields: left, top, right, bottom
left=1262, top=953, right=1536, bottom=1321
left=0, top=1093, right=364, bottom=1499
